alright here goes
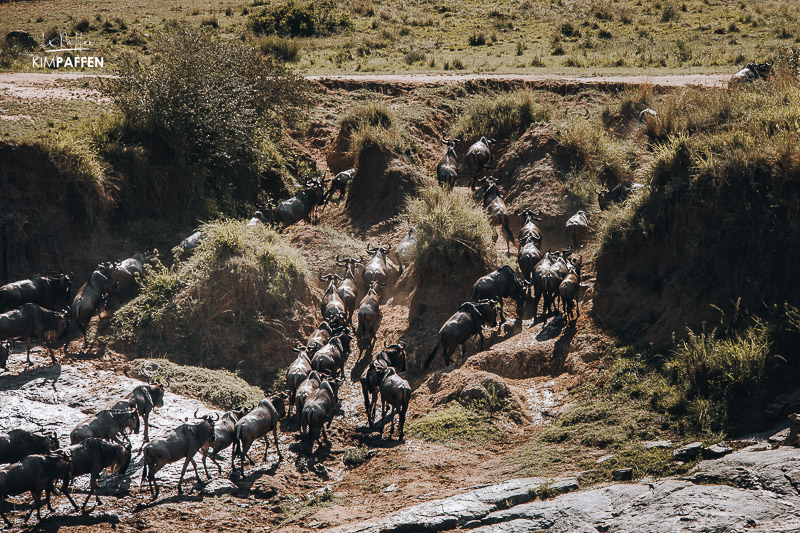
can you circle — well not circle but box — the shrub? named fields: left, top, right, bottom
left=403, top=49, right=425, bottom=65
left=200, top=16, right=219, bottom=28
left=73, top=18, right=92, bottom=33
left=404, top=186, right=492, bottom=280
left=449, top=90, right=553, bottom=141
left=258, top=35, right=301, bottom=61
left=339, top=100, right=410, bottom=158
left=554, top=117, right=631, bottom=187
left=248, top=0, right=351, bottom=37
left=468, top=31, right=487, bottom=46
left=343, top=445, right=374, bottom=466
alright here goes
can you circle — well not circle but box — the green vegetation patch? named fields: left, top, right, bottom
left=407, top=403, right=506, bottom=448
left=248, top=0, right=351, bottom=37
left=450, top=91, right=553, bottom=141
left=281, top=489, right=348, bottom=524
left=339, top=100, right=413, bottom=159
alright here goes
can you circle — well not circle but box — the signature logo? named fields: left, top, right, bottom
left=41, top=32, right=95, bottom=53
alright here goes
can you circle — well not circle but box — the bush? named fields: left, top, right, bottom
left=468, top=31, right=486, bottom=46
left=339, top=100, right=410, bottom=158
left=248, top=0, right=351, bottom=37
left=258, top=35, right=301, bottom=61
left=554, top=117, right=631, bottom=187
left=449, top=91, right=552, bottom=141
left=404, top=186, right=492, bottom=280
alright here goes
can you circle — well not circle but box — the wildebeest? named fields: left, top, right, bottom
left=335, top=256, right=362, bottom=324
left=478, top=177, right=516, bottom=255
left=363, top=244, right=392, bottom=289
left=71, top=263, right=117, bottom=347
left=61, top=438, right=131, bottom=512
left=424, top=299, right=498, bottom=368
left=436, top=137, right=462, bottom=187
left=273, top=176, right=325, bottom=229
left=0, top=274, right=72, bottom=313
left=394, top=226, right=417, bottom=275
left=323, top=168, right=356, bottom=206
left=179, top=231, right=205, bottom=253
left=112, top=380, right=167, bottom=446
left=287, top=344, right=312, bottom=410
left=565, top=210, right=590, bottom=249
left=247, top=201, right=276, bottom=226
left=110, top=253, right=153, bottom=297
left=379, top=341, right=407, bottom=373
left=311, top=329, right=352, bottom=378
left=597, top=182, right=645, bottom=211
left=559, top=255, right=583, bottom=324
left=466, top=136, right=496, bottom=190
left=0, top=341, right=8, bottom=370
left=306, top=322, right=333, bottom=356
left=533, top=249, right=571, bottom=318
left=0, top=429, right=59, bottom=465
left=70, top=409, right=140, bottom=446
left=300, top=378, right=340, bottom=453
left=201, top=406, right=249, bottom=474
left=231, top=394, right=286, bottom=472
left=470, top=265, right=528, bottom=327
left=514, top=208, right=543, bottom=249
left=356, top=281, right=382, bottom=359
left=0, top=451, right=72, bottom=526
left=294, top=370, right=324, bottom=424
left=377, top=366, right=411, bottom=441
left=518, top=238, right=542, bottom=287
left=731, top=62, right=771, bottom=84
left=0, top=303, right=70, bottom=365
left=320, top=273, right=347, bottom=325
left=359, top=344, right=406, bottom=428
left=141, top=410, right=219, bottom=499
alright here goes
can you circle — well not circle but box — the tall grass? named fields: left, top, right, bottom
left=339, top=100, right=411, bottom=158
left=554, top=117, right=632, bottom=188
left=449, top=91, right=553, bottom=141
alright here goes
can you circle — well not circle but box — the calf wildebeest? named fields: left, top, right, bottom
left=247, top=201, right=276, bottom=226
left=335, top=255, right=362, bottom=324
left=312, top=329, right=352, bottom=378
left=179, top=231, right=205, bottom=254
left=0, top=303, right=70, bottom=365
left=294, top=370, right=324, bottom=424
left=731, top=62, right=771, bottom=84
left=306, top=322, right=333, bottom=356
left=356, top=281, right=382, bottom=359
left=201, top=406, right=249, bottom=474
left=71, top=263, right=117, bottom=347
left=377, top=365, right=411, bottom=441
left=323, top=168, right=356, bottom=206
left=110, top=253, right=153, bottom=297
left=0, top=429, right=59, bottom=465
left=70, top=408, right=140, bottom=446
left=470, top=265, right=528, bottom=327
left=287, top=344, right=312, bottom=410
left=0, top=273, right=72, bottom=313
left=61, top=438, right=131, bottom=512
left=300, top=378, right=340, bottom=453
left=424, top=299, right=498, bottom=369
left=0, top=451, right=72, bottom=526
left=514, top=208, right=543, bottom=249
left=565, top=210, right=590, bottom=249
left=379, top=341, right=407, bottom=373
left=0, top=341, right=9, bottom=370
left=466, top=136, right=496, bottom=190
left=231, top=394, right=286, bottom=472
left=112, top=380, right=167, bottom=446
left=394, top=226, right=417, bottom=275
left=320, top=273, right=347, bottom=324
left=559, top=255, right=583, bottom=324
left=597, top=182, right=645, bottom=211
left=436, top=137, right=462, bottom=187
left=141, top=410, right=219, bottom=499
left=478, top=177, right=516, bottom=255
left=273, top=176, right=325, bottom=229
left=363, top=244, right=392, bottom=289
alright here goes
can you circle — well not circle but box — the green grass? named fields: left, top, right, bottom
left=342, top=445, right=374, bottom=467
left=339, top=100, right=412, bottom=158
left=281, top=489, right=348, bottom=524
left=407, top=404, right=506, bottom=448
left=128, top=359, right=264, bottom=410
left=449, top=91, right=553, bottom=141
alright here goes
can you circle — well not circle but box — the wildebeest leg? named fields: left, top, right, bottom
left=380, top=400, right=388, bottom=439
left=273, top=426, right=283, bottom=459
left=201, top=452, right=211, bottom=480
left=211, top=452, right=223, bottom=475
left=62, top=478, right=79, bottom=511
left=399, top=403, right=407, bottom=441
left=478, top=329, right=485, bottom=351
left=262, top=435, right=270, bottom=462
left=177, top=456, right=191, bottom=495
left=143, top=413, right=150, bottom=443
left=26, top=336, right=33, bottom=365
left=84, top=473, right=99, bottom=511
left=0, top=496, right=11, bottom=526
left=368, top=392, right=379, bottom=428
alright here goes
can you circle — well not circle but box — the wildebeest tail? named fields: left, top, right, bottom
left=231, top=425, right=242, bottom=460
left=140, top=459, right=148, bottom=487
left=423, top=342, right=440, bottom=369
left=500, top=214, right=516, bottom=247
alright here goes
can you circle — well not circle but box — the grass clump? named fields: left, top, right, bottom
left=404, top=186, right=492, bottom=281
left=450, top=91, right=553, bottom=141
left=343, top=445, right=374, bottom=466
left=554, top=117, right=632, bottom=189
left=248, top=0, right=351, bottom=37
left=339, top=100, right=410, bottom=158
left=258, top=35, right=301, bottom=61
left=128, top=359, right=264, bottom=410
left=407, top=404, right=505, bottom=448
left=282, top=490, right=347, bottom=524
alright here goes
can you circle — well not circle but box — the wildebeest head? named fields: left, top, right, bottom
left=596, top=188, right=611, bottom=211
left=382, top=340, right=407, bottom=372
left=366, top=243, right=392, bottom=257
left=194, top=409, right=220, bottom=444
left=477, top=176, right=500, bottom=199
left=264, top=393, right=287, bottom=419
left=119, top=409, right=141, bottom=434
left=319, top=273, right=343, bottom=293
left=475, top=299, right=498, bottom=328
left=514, top=208, right=542, bottom=223
left=231, top=405, right=250, bottom=419
left=441, top=137, right=463, bottom=154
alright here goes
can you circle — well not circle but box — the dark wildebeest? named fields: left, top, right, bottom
left=0, top=341, right=8, bottom=370
left=323, top=168, right=356, bottom=206
left=470, top=265, right=528, bottom=327
left=731, top=62, right=771, bottom=84
left=110, top=253, right=154, bottom=297
left=565, top=210, right=590, bottom=249
left=306, top=322, right=333, bottom=357
left=424, top=299, right=498, bottom=368
left=201, top=406, right=249, bottom=474
left=0, top=274, right=72, bottom=313
left=141, top=410, right=219, bottom=499
left=436, top=137, right=462, bottom=188
left=0, top=451, right=72, bottom=526
left=61, top=438, right=131, bottom=512
left=0, top=429, right=59, bottom=465
left=514, top=208, right=543, bottom=249
left=300, top=378, right=340, bottom=453
left=466, top=136, right=496, bottom=190
left=320, top=273, right=347, bottom=325
left=534, top=249, right=571, bottom=318
left=478, top=177, right=516, bottom=255
left=597, top=182, right=645, bottom=211
left=394, top=227, right=417, bottom=275
left=70, top=409, right=140, bottom=446
left=358, top=342, right=407, bottom=426
left=0, top=303, right=70, bottom=365
left=71, top=263, right=117, bottom=347
left=377, top=366, right=411, bottom=441
left=247, top=201, right=276, bottom=226
left=273, top=176, right=325, bottom=229
left=559, top=255, right=583, bottom=324
left=518, top=238, right=542, bottom=287
left=231, top=394, right=286, bottom=472
left=294, top=370, right=324, bottom=425
left=112, top=380, right=167, bottom=446
left=179, top=231, right=205, bottom=254
left=363, top=244, right=392, bottom=290
left=335, top=255, right=362, bottom=324
left=311, top=329, right=352, bottom=378
left=356, top=282, right=382, bottom=359
left=287, top=344, right=312, bottom=410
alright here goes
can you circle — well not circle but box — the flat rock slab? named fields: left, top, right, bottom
left=690, top=445, right=800, bottom=495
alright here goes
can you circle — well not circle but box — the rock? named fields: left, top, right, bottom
left=612, top=468, right=633, bottom=481
left=200, top=478, right=240, bottom=497
left=596, top=454, right=615, bottom=464
left=768, top=427, right=790, bottom=445
left=689, top=446, right=800, bottom=495
left=383, top=483, right=398, bottom=493
left=672, top=441, right=703, bottom=461
left=643, top=440, right=672, bottom=450
left=5, top=30, right=38, bottom=50
left=702, top=443, right=732, bottom=459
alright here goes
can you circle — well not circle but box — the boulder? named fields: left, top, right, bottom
left=672, top=441, right=703, bottom=461
left=5, top=30, right=38, bottom=50
left=200, top=478, right=240, bottom=497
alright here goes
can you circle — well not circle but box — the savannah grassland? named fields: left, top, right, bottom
left=0, top=0, right=799, bottom=74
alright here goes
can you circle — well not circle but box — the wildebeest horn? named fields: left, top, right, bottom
left=355, top=256, right=364, bottom=264
left=384, top=340, right=390, bottom=348
left=212, top=412, right=220, bottom=421
left=366, top=244, right=376, bottom=253
left=194, top=409, right=201, bottom=419
left=397, top=342, right=406, bottom=349
left=441, top=137, right=450, bottom=144
left=319, top=273, right=331, bottom=282
left=336, top=255, right=347, bottom=264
